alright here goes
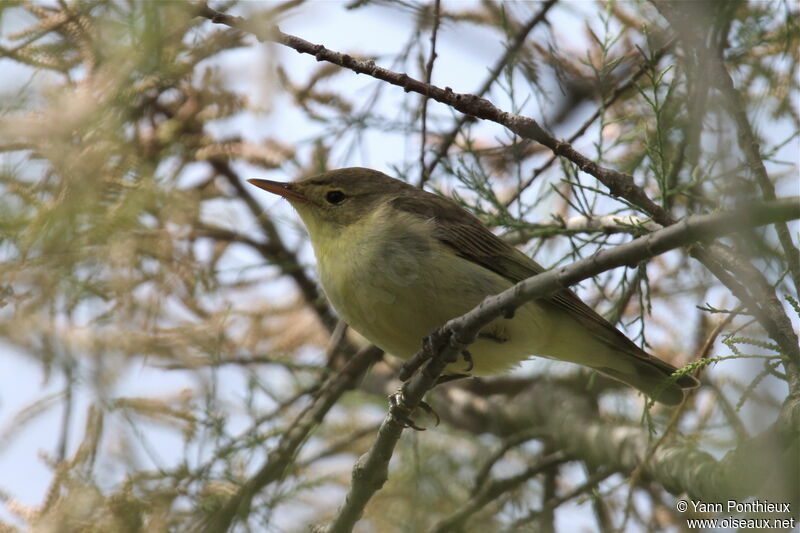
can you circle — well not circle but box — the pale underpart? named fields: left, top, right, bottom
left=313, top=202, right=634, bottom=378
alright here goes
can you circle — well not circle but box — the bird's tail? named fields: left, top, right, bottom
left=594, top=352, right=699, bottom=405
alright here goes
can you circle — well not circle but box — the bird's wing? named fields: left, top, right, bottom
left=391, top=193, right=690, bottom=382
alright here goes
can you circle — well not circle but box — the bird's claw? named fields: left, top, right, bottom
left=417, top=400, right=440, bottom=427
left=461, top=349, right=474, bottom=372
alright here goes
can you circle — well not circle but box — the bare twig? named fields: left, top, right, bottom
left=208, top=159, right=340, bottom=333
left=713, top=59, right=800, bottom=295
left=418, top=0, right=441, bottom=185
left=151, top=94, right=341, bottom=334
left=647, top=0, right=800, bottom=385
left=471, top=428, right=542, bottom=495
left=621, top=305, right=743, bottom=525
left=195, top=3, right=665, bottom=220
left=155, top=355, right=327, bottom=372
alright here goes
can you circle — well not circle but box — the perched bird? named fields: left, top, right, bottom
left=248, top=168, right=698, bottom=404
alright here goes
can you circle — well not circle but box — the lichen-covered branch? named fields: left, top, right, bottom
left=443, top=381, right=798, bottom=508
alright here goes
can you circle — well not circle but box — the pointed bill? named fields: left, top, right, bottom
left=247, top=179, right=308, bottom=203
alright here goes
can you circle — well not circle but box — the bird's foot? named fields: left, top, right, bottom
left=389, top=389, right=440, bottom=431
left=398, top=331, right=444, bottom=381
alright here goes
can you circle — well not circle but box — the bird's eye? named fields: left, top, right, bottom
left=326, top=190, right=346, bottom=204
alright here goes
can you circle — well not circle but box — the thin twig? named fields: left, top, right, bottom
left=713, top=55, right=800, bottom=295
left=198, top=345, right=384, bottom=533
left=428, top=451, right=568, bottom=533
left=196, top=3, right=666, bottom=221
left=506, top=470, right=614, bottom=532
left=621, top=306, right=743, bottom=527
left=471, top=428, right=543, bottom=495
left=652, top=0, right=800, bottom=296
left=418, top=0, right=441, bottom=185
left=420, top=0, right=558, bottom=186
left=209, top=158, right=340, bottom=333
left=648, top=0, right=800, bottom=383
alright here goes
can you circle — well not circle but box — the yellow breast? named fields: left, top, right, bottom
left=308, top=203, right=553, bottom=375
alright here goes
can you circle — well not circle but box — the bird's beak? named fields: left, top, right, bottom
left=247, top=179, right=308, bottom=203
